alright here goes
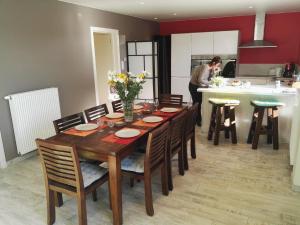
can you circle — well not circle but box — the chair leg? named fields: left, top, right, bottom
left=167, top=146, right=173, bottom=191
left=46, top=188, right=56, bottom=225
left=229, top=106, right=237, bottom=144
left=144, top=175, right=154, bottom=216
left=183, top=140, right=189, bottom=171
left=54, top=192, right=63, bottom=207
left=178, top=149, right=185, bottom=176
left=272, top=108, right=279, bottom=150
left=224, top=106, right=230, bottom=139
left=92, top=190, right=97, bottom=202
left=161, top=163, right=169, bottom=196
left=77, top=194, right=87, bottom=225
left=214, top=106, right=222, bottom=145
left=191, top=131, right=196, bottom=159
left=267, top=108, right=273, bottom=144
left=247, top=107, right=258, bottom=144
left=252, top=108, right=264, bottom=150
left=208, top=105, right=217, bottom=140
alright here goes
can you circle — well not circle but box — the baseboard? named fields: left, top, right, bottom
left=6, top=150, right=38, bottom=167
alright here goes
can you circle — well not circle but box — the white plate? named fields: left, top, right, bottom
left=134, top=105, right=143, bottom=110
left=115, top=129, right=141, bottom=138
left=105, top=113, right=124, bottom=119
left=75, top=123, right=99, bottom=131
left=160, top=107, right=179, bottom=113
left=143, top=116, right=163, bottom=123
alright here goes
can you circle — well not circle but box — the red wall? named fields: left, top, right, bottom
left=160, top=12, right=300, bottom=64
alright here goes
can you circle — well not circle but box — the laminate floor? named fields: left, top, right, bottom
left=1, top=128, right=300, bottom=225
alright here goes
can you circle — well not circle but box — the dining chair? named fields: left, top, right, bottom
left=84, top=104, right=109, bottom=122
left=36, top=139, right=109, bottom=225
left=183, top=103, right=199, bottom=170
left=167, top=110, right=187, bottom=191
left=120, top=122, right=170, bottom=216
left=111, top=100, right=123, bottom=112
left=53, top=112, right=85, bottom=134
left=158, top=94, right=183, bottom=106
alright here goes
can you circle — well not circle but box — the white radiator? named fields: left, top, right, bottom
left=5, top=88, right=61, bottom=155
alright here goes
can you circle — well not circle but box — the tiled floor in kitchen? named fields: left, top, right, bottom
left=0, top=128, right=300, bottom=225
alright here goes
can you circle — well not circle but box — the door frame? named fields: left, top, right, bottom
left=0, top=131, right=7, bottom=169
left=90, top=27, right=121, bottom=105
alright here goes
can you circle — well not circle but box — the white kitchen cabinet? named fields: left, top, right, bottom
left=171, top=77, right=191, bottom=102
left=171, top=33, right=192, bottom=77
left=213, top=31, right=239, bottom=55
left=191, top=32, right=214, bottom=55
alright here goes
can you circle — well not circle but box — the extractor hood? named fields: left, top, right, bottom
left=239, top=12, right=277, bottom=48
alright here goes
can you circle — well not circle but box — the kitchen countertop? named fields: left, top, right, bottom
left=197, top=85, right=297, bottom=96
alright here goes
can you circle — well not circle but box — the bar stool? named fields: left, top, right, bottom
left=247, top=100, right=284, bottom=150
left=207, top=98, right=240, bottom=145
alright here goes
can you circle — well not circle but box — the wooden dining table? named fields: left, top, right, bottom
left=47, top=104, right=186, bottom=225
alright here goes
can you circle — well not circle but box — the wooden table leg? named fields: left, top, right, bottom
left=108, top=155, right=122, bottom=225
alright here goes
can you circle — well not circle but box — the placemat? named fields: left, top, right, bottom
left=102, top=128, right=147, bottom=145
left=63, top=125, right=107, bottom=137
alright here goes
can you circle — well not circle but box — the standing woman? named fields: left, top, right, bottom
left=189, top=56, right=222, bottom=126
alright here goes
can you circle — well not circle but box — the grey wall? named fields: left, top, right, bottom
left=0, top=0, right=159, bottom=160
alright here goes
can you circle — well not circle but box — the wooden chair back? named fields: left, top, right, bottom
left=159, top=94, right=183, bottom=106
left=185, top=103, right=199, bottom=135
left=170, top=111, right=187, bottom=152
left=53, top=113, right=85, bottom=134
left=84, top=104, right=109, bottom=122
left=144, top=122, right=170, bottom=172
left=36, top=139, right=83, bottom=190
left=112, top=100, right=123, bottom=112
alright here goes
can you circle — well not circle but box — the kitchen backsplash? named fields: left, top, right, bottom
left=238, top=64, right=286, bottom=77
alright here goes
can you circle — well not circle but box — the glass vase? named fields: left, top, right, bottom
left=122, top=101, right=134, bottom=122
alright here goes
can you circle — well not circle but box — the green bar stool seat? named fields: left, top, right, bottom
left=247, top=100, right=284, bottom=150
left=208, top=98, right=240, bottom=145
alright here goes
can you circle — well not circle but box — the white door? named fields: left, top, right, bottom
left=171, top=33, right=192, bottom=77
left=213, top=31, right=239, bottom=55
left=171, top=77, right=191, bottom=102
left=191, top=32, right=214, bottom=55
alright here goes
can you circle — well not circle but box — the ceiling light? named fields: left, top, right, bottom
left=154, top=17, right=158, bottom=20
left=173, top=13, right=177, bottom=16
left=139, top=1, right=145, bottom=5
left=249, top=6, right=253, bottom=9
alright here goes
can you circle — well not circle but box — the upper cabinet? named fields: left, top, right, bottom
left=213, top=31, right=239, bottom=55
left=171, top=33, right=192, bottom=77
left=191, top=32, right=214, bottom=55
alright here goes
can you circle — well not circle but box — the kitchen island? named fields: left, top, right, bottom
left=197, top=84, right=297, bottom=145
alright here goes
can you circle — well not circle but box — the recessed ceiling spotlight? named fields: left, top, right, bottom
left=139, top=1, right=145, bottom=5
left=249, top=6, right=253, bottom=9
left=154, top=17, right=158, bottom=20
left=173, top=13, right=177, bottom=16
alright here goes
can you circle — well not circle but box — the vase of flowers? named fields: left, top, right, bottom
left=108, top=71, right=147, bottom=122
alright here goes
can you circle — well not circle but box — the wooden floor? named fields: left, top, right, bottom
left=1, top=128, right=300, bottom=225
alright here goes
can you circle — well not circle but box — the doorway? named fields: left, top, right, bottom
left=90, top=27, right=121, bottom=109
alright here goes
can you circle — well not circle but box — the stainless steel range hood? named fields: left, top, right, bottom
left=239, top=12, right=277, bottom=48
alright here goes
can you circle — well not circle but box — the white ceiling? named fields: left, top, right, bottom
left=59, top=0, right=300, bottom=21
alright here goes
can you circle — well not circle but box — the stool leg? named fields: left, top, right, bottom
left=229, top=106, right=237, bottom=144
left=267, top=108, right=273, bottom=144
left=272, top=107, right=279, bottom=150
left=252, top=108, right=264, bottom=150
left=224, top=106, right=230, bottom=139
left=247, top=107, right=258, bottom=144
left=214, top=106, right=223, bottom=145
left=208, top=105, right=217, bottom=140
